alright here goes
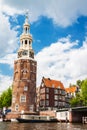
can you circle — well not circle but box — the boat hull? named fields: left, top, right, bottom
left=16, top=118, right=58, bottom=123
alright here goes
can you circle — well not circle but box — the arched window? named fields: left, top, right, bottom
left=26, top=27, right=27, bottom=33
left=29, top=41, right=31, bottom=45
left=22, top=41, right=23, bottom=46
left=25, top=40, right=27, bottom=45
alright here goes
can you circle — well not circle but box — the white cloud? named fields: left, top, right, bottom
left=0, top=53, right=17, bottom=68
left=0, top=74, right=12, bottom=93
left=36, top=36, right=87, bottom=87
left=0, top=0, right=87, bottom=90
left=0, top=12, right=18, bottom=57
left=0, top=36, right=87, bottom=90
left=0, top=53, right=17, bottom=92
left=1, top=0, right=87, bottom=27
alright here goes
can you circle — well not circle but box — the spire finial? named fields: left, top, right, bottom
left=25, top=10, right=29, bottom=23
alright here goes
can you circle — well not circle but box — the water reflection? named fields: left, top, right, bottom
left=0, top=122, right=87, bottom=130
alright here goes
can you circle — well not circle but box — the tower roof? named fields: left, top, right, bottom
left=24, top=12, right=30, bottom=27
left=17, top=12, right=34, bottom=60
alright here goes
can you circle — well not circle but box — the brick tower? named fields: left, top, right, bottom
left=11, top=13, right=37, bottom=113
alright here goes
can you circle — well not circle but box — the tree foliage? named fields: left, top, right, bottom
left=0, top=87, right=12, bottom=108
left=70, top=79, right=87, bottom=107
left=81, top=79, right=87, bottom=105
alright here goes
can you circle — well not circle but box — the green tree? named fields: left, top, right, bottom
left=76, top=80, right=82, bottom=87
left=81, top=79, right=87, bottom=106
left=70, top=93, right=83, bottom=107
left=0, top=87, right=12, bottom=108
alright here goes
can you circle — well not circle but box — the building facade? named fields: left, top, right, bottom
left=38, top=77, right=66, bottom=111
left=65, top=86, right=80, bottom=107
left=11, top=14, right=37, bottom=113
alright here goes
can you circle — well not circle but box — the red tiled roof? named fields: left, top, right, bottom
left=42, top=77, right=65, bottom=90
left=65, top=86, right=77, bottom=93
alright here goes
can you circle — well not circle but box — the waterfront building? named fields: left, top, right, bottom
left=36, top=87, right=40, bottom=111
left=38, top=77, right=66, bottom=111
left=11, top=14, right=37, bottom=113
left=65, top=86, right=80, bottom=107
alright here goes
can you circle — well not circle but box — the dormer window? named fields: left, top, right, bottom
left=58, top=86, right=60, bottom=89
left=52, top=84, right=54, bottom=88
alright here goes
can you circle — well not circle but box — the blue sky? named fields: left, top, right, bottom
left=0, top=0, right=87, bottom=92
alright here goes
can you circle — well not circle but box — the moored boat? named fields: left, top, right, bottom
left=16, top=115, right=58, bottom=123
left=0, top=118, right=3, bottom=122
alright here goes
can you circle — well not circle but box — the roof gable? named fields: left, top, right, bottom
left=42, top=77, right=65, bottom=90
left=65, top=86, right=77, bottom=93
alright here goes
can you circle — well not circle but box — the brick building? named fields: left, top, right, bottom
left=38, top=77, right=66, bottom=111
left=65, top=86, right=80, bottom=107
left=36, top=87, right=40, bottom=111
left=11, top=14, right=37, bottom=113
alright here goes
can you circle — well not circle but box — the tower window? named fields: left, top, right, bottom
left=15, top=104, right=19, bottom=111
left=29, top=41, right=31, bottom=45
left=24, top=86, right=28, bottom=91
left=22, top=41, right=23, bottom=46
left=26, top=27, right=27, bottom=33
left=25, top=40, right=27, bottom=45
left=20, top=95, right=26, bottom=102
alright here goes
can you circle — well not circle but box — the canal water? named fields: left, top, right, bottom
left=0, top=122, right=87, bottom=130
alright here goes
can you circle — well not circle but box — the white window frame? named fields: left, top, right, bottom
left=54, top=95, right=58, bottom=100
left=54, top=89, right=58, bottom=94
left=20, top=95, right=26, bottom=102
left=46, top=100, right=49, bottom=106
left=24, top=86, right=28, bottom=91
left=54, top=101, right=58, bottom=106
left=58, top=89, right=61, bottom=94
left=15, top=104, right=19, bottom=111
left=46, top=94, right=49, bottom=99
left=46, top=88, right=49, bottom=93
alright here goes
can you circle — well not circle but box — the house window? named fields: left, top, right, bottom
left=15, top=104, right=19, bottom=111
left=41, top=83, right=44, bottom=87
left=40, top=100, right=45, bottom=106
left=54, top=101, right=58, bottom=106
left=24, top=86, right=28, bottom=91
left=46, top=94, right=49, bottom=99
left=61, top=90, right=65, bottom=95
left=54, top=95, right=58, bottom=100
left=58, top=102, right=61, bottom=107
left=29, top=105, right=34, bottom=112
left=58, top=86, right=60, bottom=89
left=40, top=88, right=45, bottom=93
left=52, top=84, right=55, bottom=88
left=20, top=95, right=26, bottom=102
left=46, top=100, right=49, bottom=106
left=58, top=89, right=61, bottom=94
left=59, top=96, right=62, bottom=100
left=46, top=88, right=49, bottom=93
left=54, top=89, right=58, bottom=94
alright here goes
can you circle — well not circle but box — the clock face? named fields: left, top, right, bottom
left=22, top=50, right=28, bottom=56
left=18, top=51, right=22, bottom=57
